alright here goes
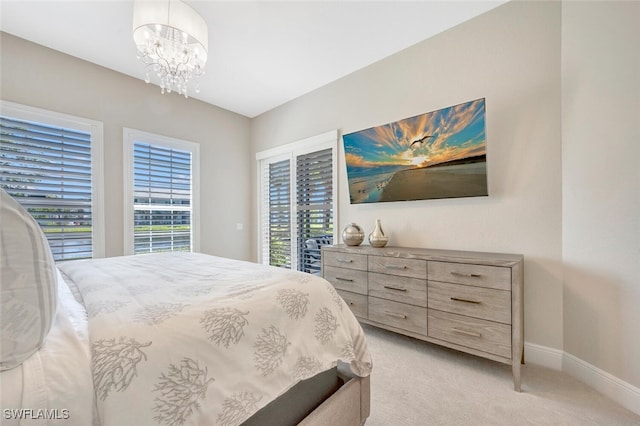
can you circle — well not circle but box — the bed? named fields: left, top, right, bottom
left=0, top=188, right=372, bottom=426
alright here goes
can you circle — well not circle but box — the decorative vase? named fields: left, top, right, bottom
left=368, top=219, right=389, bottom=248
left=342, top=223, right=364, bottom=246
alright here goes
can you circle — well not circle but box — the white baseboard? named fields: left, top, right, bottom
left=563, top=351, right=640, bottom=416
left=524, top=341, right=563, bottom=371
left=524, top=341, right=640, bottom=416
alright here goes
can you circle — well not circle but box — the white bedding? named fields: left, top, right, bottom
left=0, top=270, right=95, bottom=426
left=55, top=252, right=372, bottom=426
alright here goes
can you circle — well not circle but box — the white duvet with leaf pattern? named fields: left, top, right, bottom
left=58, top=252, right=372, bottom=426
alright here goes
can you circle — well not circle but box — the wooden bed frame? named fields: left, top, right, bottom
left=300, top=373, right=370, bottom=426
left=245, top=365, right=371, bottom=425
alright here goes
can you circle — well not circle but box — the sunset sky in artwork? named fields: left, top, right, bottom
left=343, top=98, right=486, bottom=170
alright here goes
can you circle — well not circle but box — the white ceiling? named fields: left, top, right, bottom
left=0, top=1, right=506, bottom=118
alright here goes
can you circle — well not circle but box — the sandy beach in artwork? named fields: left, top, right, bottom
left=380, top=161, right=488, bottom=201
left=347, top=171, right=396, bottom=203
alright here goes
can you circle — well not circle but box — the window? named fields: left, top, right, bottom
left=0, top=101, right=104, bottom=260
left=296, top=148, right=334, bottom=274
left=264, top=157, right=291, bottom=268
left=123, top=128, right=200, bottom=255
left=257, top=130, right=337, bottom=273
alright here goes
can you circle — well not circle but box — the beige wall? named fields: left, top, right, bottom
left=251, top=1, right=564, bottom=352
left=562, top=2, right=640, bottom=387
left=0, top=32, right=252, bottom=261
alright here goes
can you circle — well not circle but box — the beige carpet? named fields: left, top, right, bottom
left=362, top=324, right=640, bottom=425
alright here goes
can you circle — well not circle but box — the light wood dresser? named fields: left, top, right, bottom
left=322, top=244, right=524, bottom=391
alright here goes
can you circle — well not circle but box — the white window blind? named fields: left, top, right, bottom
left=297, top=148, right=333, bottom=274
left=257, top=130, right=337, bottom=273
left=123, top=128, right=199, bottom=255
left=0, top=112, right=102, bottom=261
left=132, top=141, right=193, bottom=254
left=269, top=159, right=292, bottom=268
left=259, top=157, right=291, bottom=269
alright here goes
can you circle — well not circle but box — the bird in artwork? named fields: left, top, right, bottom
left=410, top=135, right=433, bottom=148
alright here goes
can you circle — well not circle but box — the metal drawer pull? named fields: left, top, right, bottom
left=384, top=285, right=407, bottom=292
left=335, top=277, right=354, bottom=282
left=450, top=297, right=481, bottom=304
left=452, top=328, right=482, bottom=338
left=451, top=272, right=482, bottom=278
left=386, top=265, right=408, bottom=270
left=337, top=258, right=353, bottom=263
left=384, top=311, right=407, bottom=319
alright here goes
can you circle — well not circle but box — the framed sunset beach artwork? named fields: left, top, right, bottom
left=342, top=98, right=488, bottom=204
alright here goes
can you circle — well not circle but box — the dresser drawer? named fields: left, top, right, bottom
left=368, top=256, right=427, bottom=280
left=336, top=290, right=368, bottom=319
left=428, top=309, right=511, bottom=359
left=323, top=266, right=368, bottom=295
left=369, top=272, right=427, bottom=307
left=369, top=297, right=427, bottom=335
left=428, top=261, right=511, bottom=291
left=428, top=281, right=511, bottom=324
left=323, top=250, right=367, bottom=270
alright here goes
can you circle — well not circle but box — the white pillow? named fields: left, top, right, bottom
left=1, top=188, right=58, bottom=371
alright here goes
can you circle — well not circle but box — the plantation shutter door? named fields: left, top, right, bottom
left=133, top=142, right=192, bottom=254
left=296, top=148, right=333, bottom=274
left=0, top=116, right=93, bottom=260
left=261, top=158, right=291, bottom=268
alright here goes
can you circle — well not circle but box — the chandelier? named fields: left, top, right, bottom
left=132, top=0, right=208, bottom=97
